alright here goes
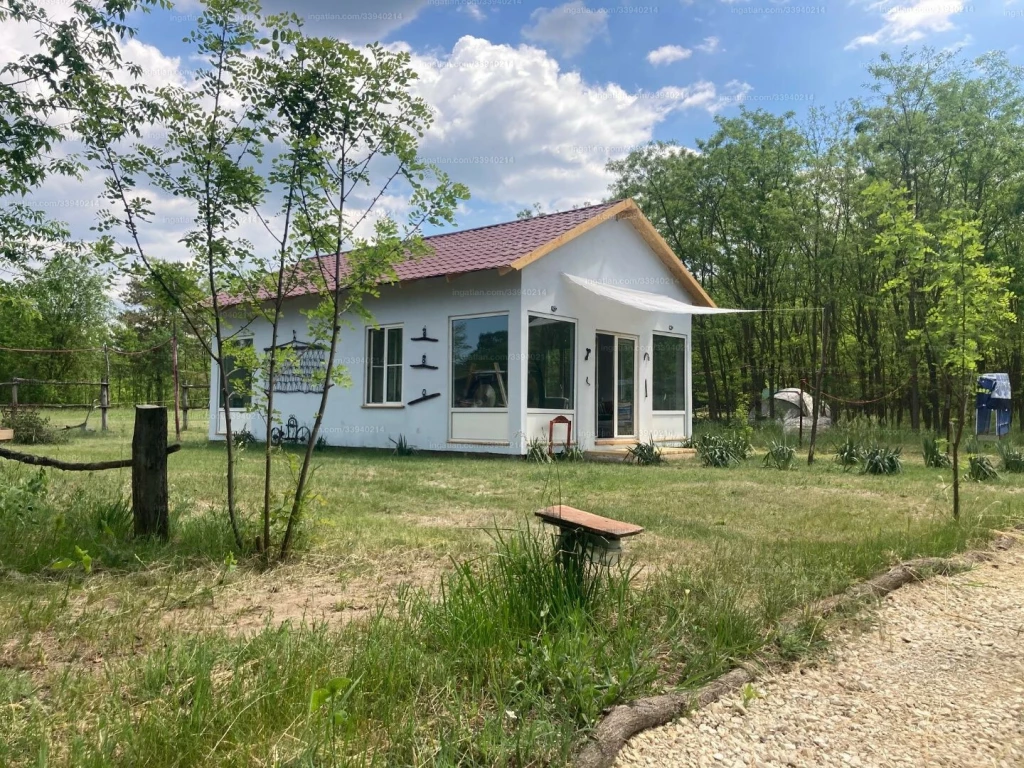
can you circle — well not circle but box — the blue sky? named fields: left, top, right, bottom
left=3, top=0, right=1022, bottom=260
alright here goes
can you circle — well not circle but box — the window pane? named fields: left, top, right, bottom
left=527, top=316, right=575, bottom=409
left=370, top=365, right=384, bottom=404
left=386, top=365, right=402, bottom=403
left=386, top=327, right=402, bottom=365
left=367, top=329, right=384, bottom=403
left=652, top=334, right=686, bottom=412
left=452, top=315, right=508, bottom=408
left=617, top=337, right=635, bottom=436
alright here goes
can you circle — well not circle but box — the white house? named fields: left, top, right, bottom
left=208, top=198, right=735, bottom=455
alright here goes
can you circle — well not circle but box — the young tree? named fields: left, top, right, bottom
left=85, top=0, right=467, bottom=558
left=923, top=213, right=1014, bottom=519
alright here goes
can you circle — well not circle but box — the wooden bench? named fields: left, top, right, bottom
left=535, top=505, right=643, bottom=564
left=0, top=429, right=13, bottom=443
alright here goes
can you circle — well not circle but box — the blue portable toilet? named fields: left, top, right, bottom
left=976, top=373, right=1012, bottom=439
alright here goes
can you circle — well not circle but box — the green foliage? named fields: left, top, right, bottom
left=835, top=438, right=862, bottom=470
left=966, top=454, right=998, bottom=482
left=525, top=437, right=552, bottom=464
left=694, top=432, right=751, bottom=468
left=997, top=442, right=1024, bottom=474
left=389, top=434, right=415, bottom=456
left=626, top=438, right=663, bottom=466
left=0, top=407, right=67, bottom=445
left=558, top=443, right=586, bottom=463
left=923, top=436, right=952, bottom=468
left=860, top=445, right=903, bottom=476
left=763, top=440, right=796, bottom=470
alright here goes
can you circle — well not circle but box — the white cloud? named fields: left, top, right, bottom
left=696, top=35, right=721, bottom=53
left=521, top=1, right=609, bottom=57
left=647, top=45, right=693, bottom=65
left=259, top=0, right=428, bottom=42
left=847, top=0, right=965, bottom=50
left=461, top=3, right=486, bottom=21
left=409, top=36, right=749, bottom=210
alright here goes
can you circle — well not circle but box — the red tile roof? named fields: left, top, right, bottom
left=287, top=200, right=623, bottom=296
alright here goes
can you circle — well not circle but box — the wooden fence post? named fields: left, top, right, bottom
left=182, top=385, right=190, bottom=431
left=132, top=405, right=169, bottom=539
left=100, top=380, right=109, bottom=432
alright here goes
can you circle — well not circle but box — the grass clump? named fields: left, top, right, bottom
left=967, top=454, right=998, bottom=482
left=626, top=438, right=663, bottom=466
left=389, top=434, right=415, bottom=456
left=860, top=445, right=903, bottom=476
left=997, top=442, right=1024, bottom=473
left=922, top=436, right=952, bottom=468
left=763, top=440, right=796, bottom=470
left=835, top=437, right=862, bottom=470
left=694, top=432, right=751, bottom=468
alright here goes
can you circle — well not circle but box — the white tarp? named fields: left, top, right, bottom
left=563, top=273, right=756, bottom=315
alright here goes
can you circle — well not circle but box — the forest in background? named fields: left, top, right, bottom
left=0, top=259, right=209, bottom=409
left=609, top=48, right=1023, bottom=430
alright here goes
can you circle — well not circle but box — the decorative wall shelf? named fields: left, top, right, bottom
left=411, top=354, right=438, bottom=370
left=408, top=389, right=441, bottom=406
left=411, top=326, right=438, bottom=342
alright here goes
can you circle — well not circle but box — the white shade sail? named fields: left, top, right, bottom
left=563, top=273, right=756, bottom=315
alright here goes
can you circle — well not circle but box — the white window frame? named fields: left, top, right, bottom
left=526, top=312, right=578, bottom=414
left=449, top=311, right=510, bottom=414
left=651, top=331, right=689, bottom=415
left=364, top=324, right=403, bottom=407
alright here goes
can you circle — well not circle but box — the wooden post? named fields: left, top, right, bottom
left=10, top=379, right=17, bottom=414
left=171, top=323, right=181, bottom=441
left=132, top=405, right=169, bottom=539
left=182, top=384, right=190, bottom=431
left=100, top=380, right=109, bottom=432
left=101, top=345, right=110, bottom=432
left=798, top=380, right=804, bottom=448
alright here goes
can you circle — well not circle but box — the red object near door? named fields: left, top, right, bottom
left=548, top=415, right=572, bottom=456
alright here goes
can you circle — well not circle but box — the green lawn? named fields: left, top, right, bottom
left=0, top=408, right=1021, bottom=766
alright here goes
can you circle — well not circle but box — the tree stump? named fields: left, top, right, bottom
left=132, top=405, right=169, bottom=539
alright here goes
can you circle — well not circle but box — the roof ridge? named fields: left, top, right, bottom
left=418, top=198, right=622, bottom=241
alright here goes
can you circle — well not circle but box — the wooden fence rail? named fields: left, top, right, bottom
left=0, top=406, right=179, bottom=539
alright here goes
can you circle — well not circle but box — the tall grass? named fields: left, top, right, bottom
left=2, top=507, right=1011, bottom=766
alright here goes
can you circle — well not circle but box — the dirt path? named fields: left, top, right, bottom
left=616, top=542, right=1024, bottom=768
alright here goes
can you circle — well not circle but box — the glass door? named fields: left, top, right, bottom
left=595, top=333, right=637, bottom=439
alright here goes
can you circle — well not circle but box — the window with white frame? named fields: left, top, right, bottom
left=365, top=325, right=403, bottom=405
left=652, top=333, right=686, bottom=412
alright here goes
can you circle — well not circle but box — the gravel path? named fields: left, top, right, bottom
left=617, top=542, right=1024, bottom=768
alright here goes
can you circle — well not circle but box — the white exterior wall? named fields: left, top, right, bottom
left=208, top=216, right=697, bottom=454
left=209, top=269, right=524, bottom=455
left=519, top=217, right=694, bottom=450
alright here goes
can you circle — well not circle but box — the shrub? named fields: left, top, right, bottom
left=860, top=445, right=902, bottom=476
left=389, top=434, right=415, bottom=456
left=997, top=442, right=1024, bottom=474
left=0, top=407, right=67, bottom=445
left=922, top=436, right=951, bottom=468
left=694, top=433, right=746, bottom=468
left=835, top=437, right=861, bottom=470
left=626, top=438, right=663, bottom=466
left=967, top=454, right=998, bottom=482
left=763, top=440, right=795, bottom=470
left=525, top=437, right=552, bottom=464
left=558, top=443, right=586, bottom=462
